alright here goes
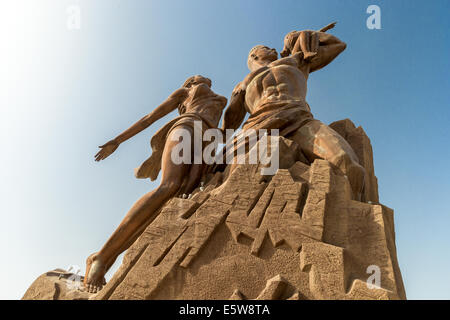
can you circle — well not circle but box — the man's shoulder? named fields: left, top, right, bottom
left=241, top=65, right=269, bottom=88
left=271, top=53, right=306, bottom=68
left=270, top=54, right=310, bottom=78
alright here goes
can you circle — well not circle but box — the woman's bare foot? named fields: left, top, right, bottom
left=84, top=253, right=107, bottom=293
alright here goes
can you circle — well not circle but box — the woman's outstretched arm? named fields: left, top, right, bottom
left=95, top=88, right=188, bottom=161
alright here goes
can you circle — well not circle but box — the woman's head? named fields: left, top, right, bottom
left=178, top=75, right=212, bottom=115
left=182, top=75, right=212, bottom=89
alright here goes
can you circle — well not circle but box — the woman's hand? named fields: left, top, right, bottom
left=95, top=139, right=120, bottom=161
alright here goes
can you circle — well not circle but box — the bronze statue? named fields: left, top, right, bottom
left=222, top=29, right=365, bottom=201
left=84, top=75, right=227, bottom=293
left=84, top=26, right=365, bottom=294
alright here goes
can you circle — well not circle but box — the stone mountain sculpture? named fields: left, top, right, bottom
left=22, top=25, right=406, bottom=300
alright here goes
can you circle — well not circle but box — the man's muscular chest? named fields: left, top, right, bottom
left=245, top=60, right=306, bottom=98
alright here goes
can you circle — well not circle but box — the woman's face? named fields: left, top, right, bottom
left=186, top=76, right=211, bottom=88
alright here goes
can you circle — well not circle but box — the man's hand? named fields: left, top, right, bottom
left=318, top=21, right=337, bottom=33
left=95, top=139, right=119, bottom=161
left=222, top=83, right=246, bottom=131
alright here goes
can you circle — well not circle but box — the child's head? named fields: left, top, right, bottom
left=280, top=30, right=300, bottom=58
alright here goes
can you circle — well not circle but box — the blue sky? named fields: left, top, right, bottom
left=0, top=0, right=449, bottom=299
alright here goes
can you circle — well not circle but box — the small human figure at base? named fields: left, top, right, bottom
left=280, top=22, right=337, bottom=60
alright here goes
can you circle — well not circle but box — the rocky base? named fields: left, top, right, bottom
left=22, top=269, right=90, bottom=300
left=23, top=119, right=406, bottom=300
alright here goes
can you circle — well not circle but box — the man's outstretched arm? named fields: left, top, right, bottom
left=95, top=88, right=187, bottom=161
left=308, top=32, right=346, bottom=73
left=222, top=83, right=247, bottom=131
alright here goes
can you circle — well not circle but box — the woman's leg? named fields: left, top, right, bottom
left=84, top=125, right=194, bottom=293
left=178, top=163, right=204, bottom=196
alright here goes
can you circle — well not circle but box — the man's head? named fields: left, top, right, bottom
left=182, top=75, right=212, bottom=88
left=247, top=45, right=278, bottom=71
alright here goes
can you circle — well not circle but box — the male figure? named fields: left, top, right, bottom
left=222, top=31, right=365, bottom=200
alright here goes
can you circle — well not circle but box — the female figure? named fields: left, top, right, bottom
left=84, top=75, right=226, bottom=293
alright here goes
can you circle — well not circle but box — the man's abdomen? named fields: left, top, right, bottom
left=246, top=64, right=308, bottom=114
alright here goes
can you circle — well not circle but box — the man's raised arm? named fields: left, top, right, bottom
left=222, top=83, right=247, bottom=131
left=308, top=32, right=346, bottom=73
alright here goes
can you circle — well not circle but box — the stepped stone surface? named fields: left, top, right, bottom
left=22, top=269, right=91, bottom=300
left=23, top=119, right=406, bottom=300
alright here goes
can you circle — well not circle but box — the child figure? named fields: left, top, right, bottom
left=280, top=22, right=337, bottom=60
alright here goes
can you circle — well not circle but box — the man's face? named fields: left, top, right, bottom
left=257, top=46, right=278, bottom=61
left=248, top=46, right=278, bottom=71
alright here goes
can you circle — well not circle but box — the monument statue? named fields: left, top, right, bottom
left=222, top=29, right=365, bottom=201
left=84, top=75, right=227, bottom=293
left=23, top=24, right=405, bottom=301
